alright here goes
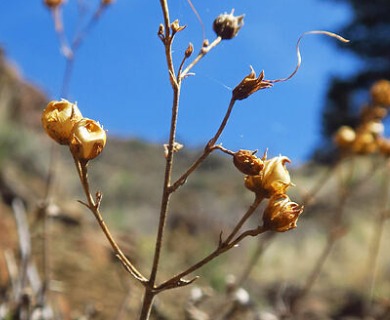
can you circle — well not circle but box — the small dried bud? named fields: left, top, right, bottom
left=70, top=118, right=107, bottom=160
left=163, top=142, right=184, bottom=158
left=233, top=150, right=264, bottom=176
left=244, top=155, right=292, bottom=198
left=42, top=99, right=83, bottom=145
left=185, top=43, right=194, bottom=58
left=370, top=79, right=390, bottom=107
left=333, top=126, right=356, bottom=149
left=171, top=20, right=186, bottom=34
left=44, top=0, right=63, bottom=8
left=158, top=24, right=165, bottom=39
left=213, top=10, right=244, bottom=40
left=232, top=67, right=273, bottom=101
left=102, top=0, right=114, bottom=5
left=262, top=194, right=303, bottom=232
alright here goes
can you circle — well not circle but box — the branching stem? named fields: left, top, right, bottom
left=73, top=156, right=146, bottom=283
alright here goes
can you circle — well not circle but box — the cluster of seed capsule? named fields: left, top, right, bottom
left=42, top=99, right=106, bottom=161
left=233, top=150, right=303, bottom=232
left=334, top=79, right=390, bottom=156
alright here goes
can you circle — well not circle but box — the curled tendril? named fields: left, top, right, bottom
left=269, top=30, right=350, bottom=84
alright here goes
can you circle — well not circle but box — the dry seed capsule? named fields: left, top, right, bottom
left=233, top=150, right=264, bottom=176
left=70, top=118, right=107, bottom=160
left=213, top=11, right=244, bottom=40
left=333, top=126, right=356, bottom=149
left=370, top=79, right=390, bottom=107
left=42, top=99, right=83, bottom=145
left=262, top=194, right=303, bottom=232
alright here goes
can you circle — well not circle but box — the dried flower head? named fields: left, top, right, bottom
left=233, top=150, right=264, bottom=176
left=101, top=0, right=114, bottom=5
left=232, top=67, right=273, bottom=101
left=262, top=194, right=303, bottom=232
left=213, top=10, right=244, bottom=40
left=333, top=126, right=356, bottom=150
left=244, top=155, right=292, bottom=198
left=42, top=99, right=83, bottom=145
left=370, top=79, right=390, bottom=107
left=69, top=118, right=107, bottom=160
left=44, top=0, right=63, bottom=8
left=171, top=20, right=186, bottom=34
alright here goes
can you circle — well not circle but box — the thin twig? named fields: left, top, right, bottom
left=157, top=196, right=265, bottom=291
left=73, top=156, right=146, bottom=283
left=181, top=37, right=222, bottom=78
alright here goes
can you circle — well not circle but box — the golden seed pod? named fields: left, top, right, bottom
left=69, top=118, right=107, bottom=160
left=244, top=156, right=292, bottom=198
left=370, top=79, right=390, bottom=107
left=360, top=105, right=387, bottom=122
left=233, top=150, right=264, bottom=176
left=351, top=131, right=378, bottom=154
left=262, top=194, right=303, bottom=232
left=360, top=121, right=384, bottom=137
left=333, top=126, right=356, bottom=149
left=44, top=0, right=63, bottom=8
left=213, top=11, right=244, bottom=40
left=42, top=99, right=83, bottom=145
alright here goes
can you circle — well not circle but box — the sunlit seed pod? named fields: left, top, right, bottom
left=261, top=156, right=292, bottom=197
left=44, top=0, right=63, bottom=8
left=262, top=193, right=303, bottom=232
left=351, top=132, right=378, bottom=154
left=233, top=150, right=264, bottom=176
left=41, top=99, right=83, bottom=145
left=370, top=79, right=390, bottom=107
left=213, top=11, right=244, bottom=40
left=244, top=155, right=292, bottom=198
left=333, top=126, right=356, bottom=149
left=360, top=121, right=384, bottom=137
left=69, top=118, right=107, bottom=160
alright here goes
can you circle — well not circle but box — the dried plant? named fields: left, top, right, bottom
left=10, top=0, right=390, bottom=320
left=38, top=1, right=351, bottom=318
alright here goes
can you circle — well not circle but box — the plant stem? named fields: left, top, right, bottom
left=181, top=36, right=222, bottom=78
left=157, top=196, right=264, bottom=291
left=139, top=290, right=156, bottom=320
left=74, top=157, right=146, bottom=282
left=149, top=85, right=181, bottom=285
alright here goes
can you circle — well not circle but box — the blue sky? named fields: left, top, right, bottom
left=0, top=0, right=360, bottom=165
